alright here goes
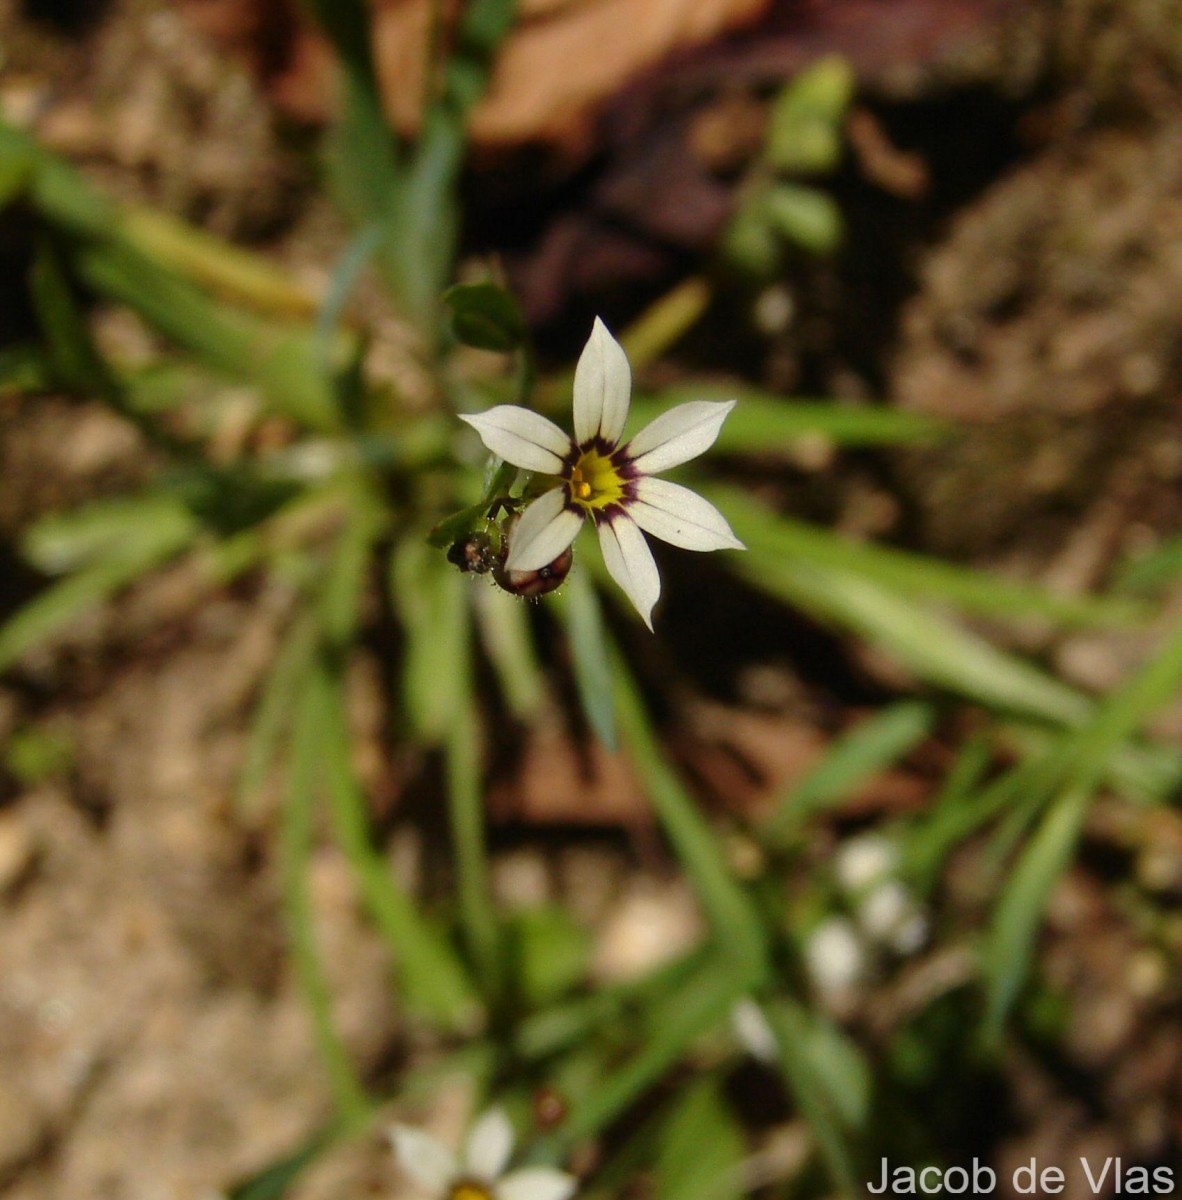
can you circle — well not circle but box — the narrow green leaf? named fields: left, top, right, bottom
left=900, top=733, right=996, bottom=885
left=282, top=674, right=371, bottom=1124
left=444, top=696, right=502, bottom=997
left=763, top=998, right=865, bottom=1198
left=226, top=1126, right=338, bottom=1200
left=73, top=239, right=341, bottom=431
left=983, top=615, right=1182, bottom=1041
left=1115, top=534, right=1182, bottom=596
left=317, top=665, right=481, bottom=1029
left=0, top=514, right=200, bottom=672
left=124, top=205, right=321, bottom=320
left=24, top=494, right=198, bottom=574
left=561, top=960, right=746, bottom=1144
left=236, top=612, right=319, bottom=822
left=738, top=553, right=1090, bottom=724
left=514, top=948, right=710, bottom=1061
left=654, top=1078, right=746, bottom=1200
left=764, top=701, right=933, bottom=843
left=473, top=583, right=545, bottom=720
left=318, top=491, right=382, bottom=650
left=0, top=120, right=115, bottom=236
left=710, top=485, right=1140, bottom=628
left=555, top=569, right=617, bottom=749
left=910, top=740, right=1074, bottom=899
left=390, top=537, right=472, bottom=743
left=30, top=236, right=116, bottom=397
left=0, top=124, right=36, bottom=207
left=982, top=786, right=1089, bottom=1045
left=613, top=646, right=768, bottom=983
left=631, top=390, right=944, bottom=450
left=306, top=0, right=403, bottom=231
left=506, top=906, right=592, bottom=1009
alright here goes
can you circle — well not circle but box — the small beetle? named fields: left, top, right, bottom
left=447, top=530, right=500, bottom=575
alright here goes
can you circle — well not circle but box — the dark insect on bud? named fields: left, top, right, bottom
left=493, top=544, right=573, bottom=597
left=447, top=531, right=499, bottom=575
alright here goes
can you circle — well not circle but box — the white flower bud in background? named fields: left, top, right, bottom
left=856, top=879, right=929, bottom=954
left=833, top=833, right=929, bottom=958
left=731, top=998, right=779, bottom=1065
left=803, top=915, right=865, bottom=998
left=833, top=834, right=896, bottom=893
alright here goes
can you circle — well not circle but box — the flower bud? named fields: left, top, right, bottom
left=493, top=544, right=573, bottom=597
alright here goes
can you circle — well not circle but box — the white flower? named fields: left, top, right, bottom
left=856, top=880, right=929, bottom=955
left=833, top=835, right=929, bottom=956
left=459, top=318, right=744, bottom=629
left=391, top=1107, right=576, bottom=1200
left=833, top=835, right=897, bottom=893
left=731, top=998, right=779, bottom=1065
left=803, top=915, right=865, bottom=997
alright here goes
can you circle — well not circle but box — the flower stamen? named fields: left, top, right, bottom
left=449, top=1182, right=493, bottom=1200
left=566, top=447, right=624, bottom=511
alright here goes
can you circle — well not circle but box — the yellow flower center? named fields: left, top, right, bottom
left=449, top=1184, right=493, bottom=1200
left=567, top=447, right=625, bottom=511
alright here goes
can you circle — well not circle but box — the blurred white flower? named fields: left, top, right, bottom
left=857, top=879, right=929, bottom=954
left=391, top=1107, right=576, bottom=1200
left=804, top=915, right=865, bottom=997
left=460, top=317, right=744, bottom=629
left=833, top=834, right=897, bottom=893
left=833, top=834, right=929, bottom=957
left=731, top=998, right=779, bottom=1065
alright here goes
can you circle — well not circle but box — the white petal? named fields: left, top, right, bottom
left=625, top=400, right=736, bottom=476
left=628, top=477, right=745, bottom=552
left=573, top=317, right=631, bottom=446
left=597, top=516, right=660, bottom=631
left=389, top=1125, right=459, bottom=1193
left=504, top=488, right=583, bottom=572
left=460, top=407, right=570, bottom=474
left=464, top=1108, right=515, bottom=1181
left=496, top=1168, right=579, bottom=1200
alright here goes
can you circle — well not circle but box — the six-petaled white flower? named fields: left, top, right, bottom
left=391, top=1107, right=576, bottom=1200
left=459, top=318, right=744, bottom=629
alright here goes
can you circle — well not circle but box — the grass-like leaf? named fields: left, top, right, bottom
left=282, top=672, right=372, bottom=1125
left=713, top=485, right=1141, bottom=628
left=0, top=514, right=200, bottom=672
left=763, top=701, right=934, bottom=844
left=318, top=664, right=482, bottom=1028
left=612, top=645, right=768, bottom=983
left=763, top=998, right=866, bottom=1198
left=654, top=1078, right=746, bottom=1200
left=632, top=391, right=943, bottom=451
left=982, top=614, right=1182, bottom=1043
left=473, top=583, right=545, bottom=720
left=740, top=553, right=1090, bottom=724
left=554, top=568, right=617, bottom=749
left=390, top=537, right=472, bottom=742
left=561, top=958, right=747, bottom=1144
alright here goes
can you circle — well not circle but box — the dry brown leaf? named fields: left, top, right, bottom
left=373, top=0, right=771, bottom=151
